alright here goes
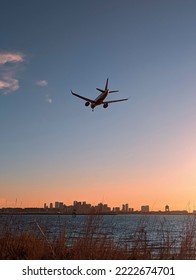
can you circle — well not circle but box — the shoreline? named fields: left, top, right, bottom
left=0, top=211, right=193, bottom=216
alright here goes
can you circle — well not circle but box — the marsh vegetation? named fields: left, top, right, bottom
left=0, top=214, right=196, bottom=259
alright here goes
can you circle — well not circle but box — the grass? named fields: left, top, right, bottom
left=0, top=214, right=196, bottom=259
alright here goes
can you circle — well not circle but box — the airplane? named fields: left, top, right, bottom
left=71, top=78, right=128, bottom=111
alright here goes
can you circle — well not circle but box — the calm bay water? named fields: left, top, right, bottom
left=1, top=214, right=196, bottom=255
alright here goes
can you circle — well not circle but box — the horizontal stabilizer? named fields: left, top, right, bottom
left=96, top=88, right=104, bottom=93
left=109, top=90, right=119, bottom=93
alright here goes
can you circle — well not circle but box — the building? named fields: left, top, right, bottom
left=55, top=201, right=64, bottom=209
left=122, top=203, right=129, bottom=212
left=141, top=205, right=149, bottom=213
left=73, top=201, right=91, bottom=213
left=44, top=203, right=47, bottom=209
left=55, top=201, right=59, bottom=208
left=113, top=207, right=120, bottom=213
left=94, top=203, right=110, bottom=213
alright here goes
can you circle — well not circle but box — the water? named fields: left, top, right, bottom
left=1, top=214, right=196, bottom=257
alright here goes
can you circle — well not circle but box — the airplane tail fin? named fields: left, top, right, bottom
left=96, top=78, right=109, bottom=93
left=96, top=78, right=118, bottom=93
left=105, top=78, right=118, bottom=93
left=105, top=78, right=109, bottom=91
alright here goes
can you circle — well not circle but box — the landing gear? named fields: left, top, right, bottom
left=91, top=104, right=95, bottom=111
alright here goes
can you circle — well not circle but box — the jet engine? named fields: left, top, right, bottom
left=85, top=101, right=90, bottom=106
left=103, top=103, right=108, bottom=108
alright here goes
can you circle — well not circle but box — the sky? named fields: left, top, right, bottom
left=0, top=0, right=196, bottom=211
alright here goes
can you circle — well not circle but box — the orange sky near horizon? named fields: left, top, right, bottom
left=1, top=123, right=196, bottom=211
left=1, top=168, right=195, bottom=211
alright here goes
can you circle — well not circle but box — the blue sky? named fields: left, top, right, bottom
left=0, top=0, right=196, bottom=210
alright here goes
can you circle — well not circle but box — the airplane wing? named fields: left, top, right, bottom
left=102, top=98, right=128, bottom=104
left=71, top=91, right=94, bottom=103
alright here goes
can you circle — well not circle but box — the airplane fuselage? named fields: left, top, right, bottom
left=94, top=91, right=108, bottom=105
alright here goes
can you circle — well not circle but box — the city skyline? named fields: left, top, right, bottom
left=1, top=1, right=196, bottom=211
left=42, top=200, right=194, bottom=213
left=0, top=198, right=193, bottom=214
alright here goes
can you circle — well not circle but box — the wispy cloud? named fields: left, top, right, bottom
left=0, top=51, right=24, bottom=94
left=0, top=77, right=19, bottom=91
left=0, top=53, right=24, bottom=65
left=36, top=80, right=52, bottom=104
left=46, top=94, right=52, bottom=104
left=36, top=80, right=48, bottom=87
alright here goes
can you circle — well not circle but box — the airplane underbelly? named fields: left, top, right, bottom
left=95, top=96, right=106, bottom=105
left=96, top=99, right=103, bottom=105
